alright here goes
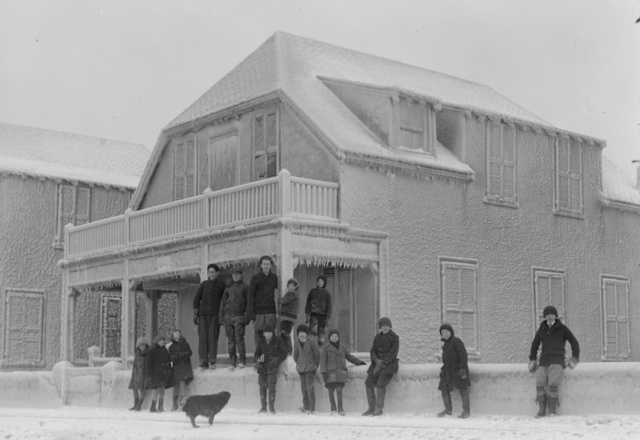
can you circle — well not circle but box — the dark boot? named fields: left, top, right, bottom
left=268, top=390, right=276, bottom=414
left=171, top=395, right=179, bottom=411
left=129, top=397, right=138, bottom=411
left=372, top=387, right=385, bottom=416
left=337, top=397, right=345, bottom=416
left=458, top=388, right=470, bottom=419
left=548, top=397, right=558, bottom=416
left=157, top=399, right=164, bottom=413
left=329, top=391, right=337, bottom=413
left=150, top=400, right=157, bottom=413
left=362, top=387, right=376, bottom=416
left=437, top=389, right=453, bottom=417
left=135, top=397, right=143, bottom=411
left=535, top=395, right=547, bottom=418
left=259, top=387, right=267, bottom=413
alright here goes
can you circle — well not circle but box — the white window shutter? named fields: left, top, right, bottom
left=174, top=142, right=186, bottom=200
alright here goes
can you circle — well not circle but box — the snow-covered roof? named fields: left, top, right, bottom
left=0, top=122, right=150, bottom=189
left=601, top=155, right=640, bottom=208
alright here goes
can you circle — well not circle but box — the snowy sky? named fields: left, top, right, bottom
left=1, top=0, right=639, bottom=177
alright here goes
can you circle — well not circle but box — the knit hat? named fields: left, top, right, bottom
left=439, top=323, right=454, bottom=337
left=327, top=329, right=340, bottom=340
left=263, top=324, right=275, bottom=334
left=378, top=317, right=392, bottom=328
left=152, top=334, right=166, bottom=345
left=231, top=266, right=244, bottom=274
left=543, top=305, right=558, bottom=318
left=296, top=324, right=310, bottom=335
left=136, top=337, right=150, bottom=348
left=207, top=263, right=220, bottom=272
left=287, top=278, right=300, bottom=289
left=317, top=275, right=327, bottom=286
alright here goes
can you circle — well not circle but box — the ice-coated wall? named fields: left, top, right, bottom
left=338, top=115, right=640, bottom=364
left=0, top=175, right=133, bottom=370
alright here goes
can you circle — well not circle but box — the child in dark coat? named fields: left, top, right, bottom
left=437, top=323, right=471, bottom=419
left=254, top=324, right=288, bottom=414
left=168, top=330, right=193, bottom=411
left=219, top=266, right=249, bottom=369
left=147, top=334, right=174, bottom=413
left=293, top=324, right=321, bottom=413
left=320, top=329, right=366, bottom=415
left=128, top=337, right=150, bottom=411
left=278, top=278, right=300, bottom=355
left=305, top=275, right=332, bottom=343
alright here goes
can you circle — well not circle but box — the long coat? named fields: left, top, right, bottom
left=438, top=330, right=471, bottom=391
left=255, top=334, right=288, bottom=374
left=168, top=337, right=193, bottom=383
left=366, top=329, right=399, bottom=376
left=293, top=337, right=320, bottom=373
left=128, top=344, right=150, bottom=390
left=320, top=342, right=365, bottom=384
left=146, top=344, right=174, bottom=389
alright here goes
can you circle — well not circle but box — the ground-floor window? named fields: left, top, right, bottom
left=2, top=289, right=45, bottom=368
left=601, top=276, right=630, bottom=361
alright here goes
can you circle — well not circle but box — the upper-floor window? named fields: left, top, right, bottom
left=440, top=258, right=479, bottom=357
left=601, top=276, right=630, bottom=361
left=174, top=137, right=197, bottom=201
left=533, top=268, right=566, bottom=327
left=395, top=97, right=436, bottom=155
left=554, top=138, right=583, bottom=218
left=55, top=183, right=90, bottom=247
left=253, top=110, right=279, bottom=181
left=485, top=120, right=517, bottom=207
left=198, top=133, right=238, bottom=193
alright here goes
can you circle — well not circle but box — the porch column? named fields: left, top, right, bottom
left=278, top=169, right=294, bottom=294
left=145, top=291, right=159, bottom=342
left=378, top=237, right=390, bottom=319
left=60, top=272, right=76, bottom=362
left=120, top=279, right=136, bottom=369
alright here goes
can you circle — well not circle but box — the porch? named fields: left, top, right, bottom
left=59, top=170, right=389, bottom=367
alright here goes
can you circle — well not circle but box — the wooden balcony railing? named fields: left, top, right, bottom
left=65, top=170, right=339, bottom=258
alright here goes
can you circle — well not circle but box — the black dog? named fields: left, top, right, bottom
left=182, top=391, right=231, bottom=428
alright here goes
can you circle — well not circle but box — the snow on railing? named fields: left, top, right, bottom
left=65, top=170, right=339, bottom=258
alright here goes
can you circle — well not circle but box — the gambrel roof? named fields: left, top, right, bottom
left=0, top=122, right=150, bottom=189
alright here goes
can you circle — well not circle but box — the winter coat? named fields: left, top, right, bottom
left=168, top=337, right=193, bottom=383
left=128, top=341, right=150, bottom=390
left=366, top=329, right=399, bottom=376
left=218, top=280, right=249, bottom=321
left=320, top=342, right=365, bottom=384
left=255, top=334, right=288, bottom=374
left=529, top=318, right=580, bottom=367
left=146, top=344, right=174, bottom=389
left=293, top=337, right=320, bottom=373
left=193, top=277, right=227, bottom=316
left=438, top=325, right=471, bottom=391
left=305, top=287, right=332, bottom=318
left=278, top=290, right=299, bottom=323
left=248, top=271, right=278, bottom=316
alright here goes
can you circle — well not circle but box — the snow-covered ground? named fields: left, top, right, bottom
left=0, top=406, right=639, bottom=440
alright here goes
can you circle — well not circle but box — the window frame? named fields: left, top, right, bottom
left=173, top=136, right=197, bottom=201
left=393, top=96, right=437, bottom=156
left=532, top=268, right=566, bottom=332
left=600, top=275, right=631, bottom=361
left=54, top=183, right=92, bottom=248
left=439, top=257, right=480, bottom=358
left=484, top=119, right=518, bottom=208
left=554, top=137, right=583, bottom=218
left=1, top=288, right=46, bottom=368
left=252, top=109, right=280, bottom=181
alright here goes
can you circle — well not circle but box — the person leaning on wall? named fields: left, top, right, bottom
left=193, top=263, right=227, bottom=369
left=436, top=323, right=471, bottom=419
left=362, top=317, right=399, bottom=416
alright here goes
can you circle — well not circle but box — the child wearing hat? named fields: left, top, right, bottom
left=219, top=266, right=249, bottom=369
left=305, top=275, right=332, bottom=343
left=293, top=324, right=321, bottom=413
left=320, top=329, right=366, bottom=415
left=128, top=337, right=150, bottom=411
left=362, top=317, right=399, bottom=416
left=254, top=324, right=288, bottom=414
left=437, top=323, right=471, bottom=418
left=168, top=329, right=193, bottom=411
left=146, top=334, right=174, bottom=413
left=278, top=278, right=300, bottom=355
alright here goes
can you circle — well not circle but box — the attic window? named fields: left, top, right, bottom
left=554, top=137, right=583, bottom=218
left=394, top=97, right=436, bottom=155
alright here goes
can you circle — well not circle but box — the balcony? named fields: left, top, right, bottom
left=65, top=170, right=339, bottom=259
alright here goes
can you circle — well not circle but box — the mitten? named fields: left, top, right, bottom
left=528, top=359, right=538, bottom=373
left=458, top=369, right=467, bottom=380
left=568, top=357, right=579, bottom=369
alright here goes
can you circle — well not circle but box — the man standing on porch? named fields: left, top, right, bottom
left=247, top=255, right=279, bottom=350
left=193, top=263, right=226, bottom=369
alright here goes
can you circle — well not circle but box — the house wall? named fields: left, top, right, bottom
left=338, top=115, right=639, bottom=364
left=0, top=175, right=132, bottom=369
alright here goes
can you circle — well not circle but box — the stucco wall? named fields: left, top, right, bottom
left=338, top=116, right=640, bottom=364
left=0, top=175, right=133, bottom=370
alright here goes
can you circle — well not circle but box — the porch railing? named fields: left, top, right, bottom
left=65, top=170, right=339, bottom=258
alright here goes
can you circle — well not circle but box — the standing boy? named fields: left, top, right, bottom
left=293, top=324, right=320, bottom=414
left=193, top=263, right=226, bottom=369
left=247, top=256, right=279, bottom=348
left=437, top=323, right=471, bottom=418
left=305, top=275, right=332, bottom=343
left=529, top=305, right=580, bottom=417
left=362, top=317, right=399, bottom=417
left=278, top=278, right=300, bottom=355
left=254, top=324, right=288, bottom=414
left=219, top=266, right=249, bottom=369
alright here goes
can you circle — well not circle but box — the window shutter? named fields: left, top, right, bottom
left=616, top=282, right=630, bottom=358
left=198, top=154, right=209, bottom=194
left=174, top=141, right=186, bottom=200
left=265, top=112, right=278, bottom=178
left=534, top=270, right=565, bottom=323
left=442, top=261, right=478, bottom=353
left=459, top=265, right=477, bottom=351
left=5, top=290, right=44, bottom=366
left=569, top=141, right=582, bottom=212
left=548, top=274, right=565, bottom=318
left=487, top=122, right=502, bottom=198
left=75, top=187, right=91, bottom=226
left=185, top=139, right=196, bottom=196
left=101, top=295, right=121, bottom=358
left=603, top=280, right=618, bottom=358
left=602, top=278, right=630, bottom=360
left=502, top=125, right=516, bottom=201
left=556, top=139, right=570, bottom=210
left=253, top=111, right=279, bottom=180
left=253, top=115, right=267, bottom=180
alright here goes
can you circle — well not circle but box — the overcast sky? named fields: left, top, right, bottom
left=1, top=0, right=639, bottom=176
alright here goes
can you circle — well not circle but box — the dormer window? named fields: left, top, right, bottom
left=393, top=97, right=436, bottom=155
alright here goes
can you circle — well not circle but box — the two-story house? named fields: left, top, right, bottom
left=60, top=32, right=640, bottom=366
left=0, top=122, right=149, bottom=369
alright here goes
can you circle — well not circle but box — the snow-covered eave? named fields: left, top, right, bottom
left=317, top=75, right=606, bottom=149
left=0, top=167, right=137, bottom=192
left=600, top=194, right=640, bottom=215
left=130, top=91, right=282, bottom=211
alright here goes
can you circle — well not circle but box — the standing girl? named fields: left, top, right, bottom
left=168, top=330, right=193, bottom=411
left=146, top=334, right=174, bottom=413
left=128, top=337, right=150, bottom=411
